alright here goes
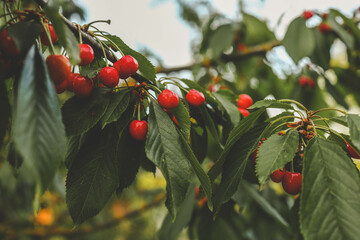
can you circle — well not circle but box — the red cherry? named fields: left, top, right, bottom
left=298, top=76, right=308, bottom=87
left=40, top=24, right=58, bottom=46
left=303, top=10, right=314, bottom=20
left=238, top=107, right=249, bottom=117
left=0, top=29, right=19, bottom=56
left=158, top=89, right=179, bottom=109
left=99, top=66, right=119, bottom=88
left=347, top=143, right=360, bottom=159
left=113, top=55, right=139, bottom=79
left=46, top=55, right=71, bottom=85
left=322, top=13, right=328, bottom=19
left=55, top=77, right=69, bottom=94
left=186, top=89, right=205, bottom=107
left=250, top=140, right=264, bottom=164
left=270, top=168, right=286, bottom=183
left=237, top=94, right=253, bottom=109
left=129, top=120, right=148, bottom=141
left=66, top=73, right=75, bottom=91
left=79, top=43, right=94, bottom=66
left=237, top=43, right=247, bottom=52
left=72, top=73, right=93, bottom=97
left=207, top=84, right=216, bottom=92
left=307, top=78, right=316, bottom=88
left=318, top=23, right=331, bottom=33
left=195, top=187, right=200, bottom=199
left=282, top=172, right=302, bottom=195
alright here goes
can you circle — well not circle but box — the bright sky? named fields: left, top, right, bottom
left=83, top=0, right=359, bottom=68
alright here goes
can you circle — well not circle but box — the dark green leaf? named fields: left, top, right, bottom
left=105, top=35, right=156, bottom=82
left=12, top=45, right=66, bottom=192
left=243, top=13, right=276, bottom=45
left=310, top=28, right=333, bottom=69
left=323, top=76, right=349, bottom=109
left=190, top=125, right=208, bottom=163
left=283, top=17, right=315, bottom=63
left=0, top=81, right=10, bottom=147
left=213, top=124, right=266, bottom=212
left=328, top=12, right=354, bottom=49
left=213, top=90, right=240, bottom=126
left=248, top=99, right=294, bottom=110
left=346, top=114, right=360, bottom=151
left=208, top=108, right=266, bottom=181
left=262, top=111, right=294, bottom=138
left=66, top=126, right=119, bottom=225
left=61, top=88, right=111, bottom=136
left=158, top=183, right=196, bottom=240
left=171, top=101, right=191, bottom=138
left=330, top=9, right=360, bottom=43
left=256, top=130, right=299, bottom=185
left=240, top=182, right=290, bottom=229
left=300, top=137, right=360, bottom=240
left=8, top=21, right=41, bottom=53
left=146, top=102, right=194, bottom=218
left=199, top=106, right=221, bottom=144
left=208, top=24, right=234, bottom=58
left=45, top=0, right=80, bottom=64
left=100, top=90, right=131, bottom=128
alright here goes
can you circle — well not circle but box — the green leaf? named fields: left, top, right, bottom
left=208, top=108, right=266, bottom=181
left=262, top=111, right=294, bottom=138
left=248, top=99, right=294, bottom=110
left=208, top=24, right=234, bottom=58
left=12, top=45, right=66, bottom=192
left=330, top=115, right=348, bottom=127
left=328, top=12, right=354, bottom=49
left=310, top=28, right=333, bottom=69
left=146, top=102, right=194, bottom=218
left=256, top=130, right=299, bottom=185
left=7, top=21, right=41, bottom=53
left=282, top=17, right=315, bottom=63
left=240, top=182, right=290, bottom=229
left=158, top=183, right=196, bottom=240
left=243, top=13, right=276, bottom=45
left=300, top=137, right=360, bottom=240
left=66, top=126, right=119, bottom=225
left=323, top=76, right=349, bottom=109
left=190, top=125, right=208, bottom=163
left=105, top=35, right=156, bottom=82
left=346, top=114, right=360, bottom=151
left=213, top=90, right=240, bottom=126
left=79, top=57, right=107, bottom=78
left=45, top=0, right=80, bottom=64
left=171, top=101, right=191, bottom=138
left=0, top=81, right=10, bottom=147
left=213, top=124, right=266, bottom=212
left=61, top=88, right=112, bottom=136
left=100, top=90, right=131, bottom=129
left=330, top=9, right=360, bottom=44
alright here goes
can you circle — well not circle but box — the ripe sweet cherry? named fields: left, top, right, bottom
left=282, top=172, right=302, bottom=195
left=79, top=43, right=94, bottom=66
left=186, top=89, right=205, bottom=107
left=303, top=10, right=314, bottom=20
left=129, top=120, right=148, bottom=141
left=270, top=169, right=286, bottom=183
left=40, top=24, right=58, bottom=46
left=99, top=66, right=119, bottom=88
left=55, top=77, right=69, bottom=94
left=237, top=94, right=253, bottom=109
left=298, top=76, right=308, bottom=87
left=158, top=89, right=179, bottom=109
left=113, top=55, right=139, bottom=79
left=72, top=73, right=93, bottom=97
left=46, top=55, right=71, bottom=85
left=0, top=29, right=19, bottom=56
left=318, top=23, right=331, bottom=33
left=238, top=107, right=249, bottom=117
left=346, top=143, right=360, bottom=159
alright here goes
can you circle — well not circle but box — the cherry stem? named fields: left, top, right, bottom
left=40, top=20, right=56, bottom=55
left=84, top=19, right=111, bottom=30
left=147, top=85, right=161, bottom=94
left=77, top=24, right=83, bottom=43
left=269, top=115, right=303, bottom=127
left=93, top=35, right=108, bottom=67
left=279, top=99, right=308, bottom=113
left=311, top=108, right=346, bottom=116
left=294, top=109, right=306, bottom=120
left=137, top=102, right=141, bottom=120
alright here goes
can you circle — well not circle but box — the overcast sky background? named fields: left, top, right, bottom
left=81, top=0, right=358, bottom=68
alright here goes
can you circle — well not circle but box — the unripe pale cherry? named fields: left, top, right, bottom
left=100, top=66, right=119, bottom=88
left=158, top=89, right=179, bottom=109
left=129, top=120, right=148, bottom=141
left=237, top=94, right=253, bottom=109
left=186, top=89, right=205, bottom=106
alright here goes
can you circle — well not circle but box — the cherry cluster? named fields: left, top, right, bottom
left=237, top=94, right=253, bottom=117
left=302, top=10, right=331, bottom=33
